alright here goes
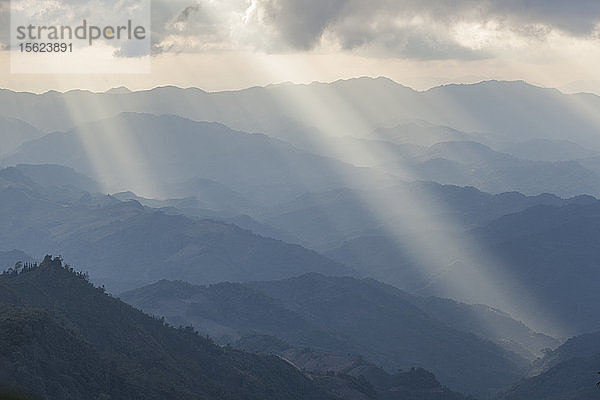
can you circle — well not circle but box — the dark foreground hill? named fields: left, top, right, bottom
left=0, top=256, right=337, bottom=400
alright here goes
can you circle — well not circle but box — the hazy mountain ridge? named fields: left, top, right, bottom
left=0, top=117, right=43, bottom=156
left=355, top=278, right=559, bottom=359
left=1, top=79, right=599, bottom=150
left=4, top=79, right=600, bottom=199
left=111, top=191, right=299, bottom=242
left=122, top=274, right=534, bottom=397
left=315, top=193, right=600, bottom=337
left=267, top=182, right=594, bottom=251
left=11, top=164, right=102, bottom=193
left=4, top=113, right=393, bottom=206
left=502, top=354, right=600, bottom=400
left=469, top=201, right=600, bottom=334
left=0, top=78, right=600, bottom=203
left=3, top=160, right=599, bottom=340
left=247, top=273, right=530, bottom=397
left=319, top=138, right=600, bottom=197
left=120, top=279, right=358, bottom=353
left=374, top=122, right=487, bottom=147
left=531, top=331, right=600, bottom=374
left=0, top=167, right=350, bottom=292
left=500, top=139, right=598, bottom=162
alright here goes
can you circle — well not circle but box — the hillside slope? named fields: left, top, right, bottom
left=0, top=256, right=337, bottom=400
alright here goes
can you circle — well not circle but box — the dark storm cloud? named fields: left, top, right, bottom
left=258, top=0, right=347, bottom=50
left=249, top=0, right=485, bottom=58
left=488, top=0, right=600, bottom=36
left=333, top=17, right=489, bottom=60
left=250, top=0, right=600, bottom=58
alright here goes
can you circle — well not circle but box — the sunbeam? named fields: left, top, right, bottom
left=240, top=54, right=567, bottom=336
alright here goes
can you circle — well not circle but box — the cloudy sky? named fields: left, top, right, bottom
left=0, top=0, right=599, bottom=93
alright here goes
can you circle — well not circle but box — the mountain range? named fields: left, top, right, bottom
left=2, top=161, right=600, bottom=337
left=1, top=78, right=600, bottom=399
left=4, top=113, right=390, bottom=205
left=1, top=79, right=599, bottom=150
left=3, top=79, right=600, bottom=200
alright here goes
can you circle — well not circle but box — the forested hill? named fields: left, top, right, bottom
left=0, top=256, right=337, bottom=400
